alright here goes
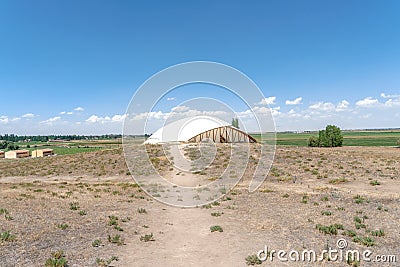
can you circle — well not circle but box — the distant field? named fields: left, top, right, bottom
left=3, top=131, right=400, bottom=152
left=252, top=130, right=400, bottom=146
left=38, top=146, right=103, bottom=155
left=5, top=140, right=121, bottom=155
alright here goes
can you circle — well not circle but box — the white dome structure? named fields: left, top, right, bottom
left=144, top=116, right=257, bottom=144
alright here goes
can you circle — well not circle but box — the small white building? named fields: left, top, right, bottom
left=32, top=148, right=54, bottom=158
left=5, top=150, right=30, bottom=159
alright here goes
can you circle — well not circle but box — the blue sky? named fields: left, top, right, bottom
left=0, top=0, right=399, bottom=134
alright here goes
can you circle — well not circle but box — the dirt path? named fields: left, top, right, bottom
left=118, top=203, right=256, bottom=267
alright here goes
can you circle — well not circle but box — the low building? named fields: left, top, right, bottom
left=0, top=151, right=4, bottom=158
left=5, top=150, right=30, bottom=159
left=32, top=148, right=54, bottom=158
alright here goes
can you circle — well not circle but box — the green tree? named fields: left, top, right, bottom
left=308, top=136, right=320, bottom=147
left=319, top=125, right=343, bottom=147
left=0, top=141, right=8, bottom=149
left=231, top=118, right=239, bottom=129
left=308, top=125, right=343, bottom=147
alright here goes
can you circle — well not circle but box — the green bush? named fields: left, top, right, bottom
left=308, top=125, right=343, bottom=147
left=210, top=225, right=223, bottom=232
left=308, top=136, right=320, bottom=147
left=245, top=254, right=262, bottom=265
left=45, top=250, right=68, bottom=267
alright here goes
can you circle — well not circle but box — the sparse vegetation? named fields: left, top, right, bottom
left=210, top=225, right=223, bottom=232
left=321, top=196, right=329, bottom=201
left=57, top=223, right=69, bottom=230
left=354, top=216, right=362, bottom=224
left=45, top=250, right=68, bottom=267
left=69, top=202, right=79, bottom=210
left=114, top=225, right=124, bottom=231
left=343, top=229, right=357, bottom=237
left=96, top=256, right=119, bottom=266
left=92, top=239, right=102, bottom=247
left=245, top=254, right=262, bottom=265
left=370, top=229, right=385, bottom=237
left=140, top=233, right=155, bottom=242
left=301, top=195, right=309, bottom=204
left=108, top=215, right=118, bottom=226
left=0, top=231, right=16, bottom=242
left=369, top=180, right=380, bottom=186
left=316, top=224, right=344, bottom=235
left=108, top=234, right=123, bottom=245
left=353, top=195, right=366, bottom=204
left=137, top=208, right=147, bottom=214
left=353, top=236, right=375, bottom=247
left=0, top=142, right=398, bottom=265
left=329, top=177, right=348, bottom=184
left=347, top=254, right=360, bottom=266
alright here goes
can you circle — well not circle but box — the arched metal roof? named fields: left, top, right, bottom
left=144, top=116, right=256, bottom=144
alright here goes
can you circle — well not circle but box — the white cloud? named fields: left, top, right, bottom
left=40, top=116, right=61, bottom=124
left=129, top=108, right=230, bottom=122
left=285, top=97, right=302, bottom=105
left=360, top=114, right=372, bottom=119
left=309, top=102, right=336, bottom=111
left=111, top=114, right=126, bottom=122
left=130, top=111, right=166, bottom=121
left=336, top=100, right=350, bottom=111
left=354, top=95, right=400, bottom=108
left=381, top=93, right=400, bottom=99
left=0, top=115, right=23, bottom=123
left=384, top=98, right=400, bottom=107
left=0, top=116, right=9, bottom=124
left=258, top=96, right=276, bottom=105
left=86, top=114, right=126, bottom=123
left=86, top=115, right=99, bottom=123
left=237, top=106, right=281, bottom=118
left=287, top=109, right=302, bottom=118
left=60, top=107, right=84, bottom=115
left=86, top=115, right=106, bottom=123
left=383, top=92, right=400, bottom=107
left=356, top=97, right=379, bottom=107
left=21, top=113, right=35, bottom=118
left=167, top=97, right=176, bottom=101
left=171, top=105, right=190, bottom=112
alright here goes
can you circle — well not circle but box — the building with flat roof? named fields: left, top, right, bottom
left=32, top=148, right=54, bottom=158
left=0, top=151, right=4, bottom=158
left=5, top=150, right=30, bottom=159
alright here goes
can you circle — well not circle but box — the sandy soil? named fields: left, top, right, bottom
left=0, top=146, right=399, bottom=266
